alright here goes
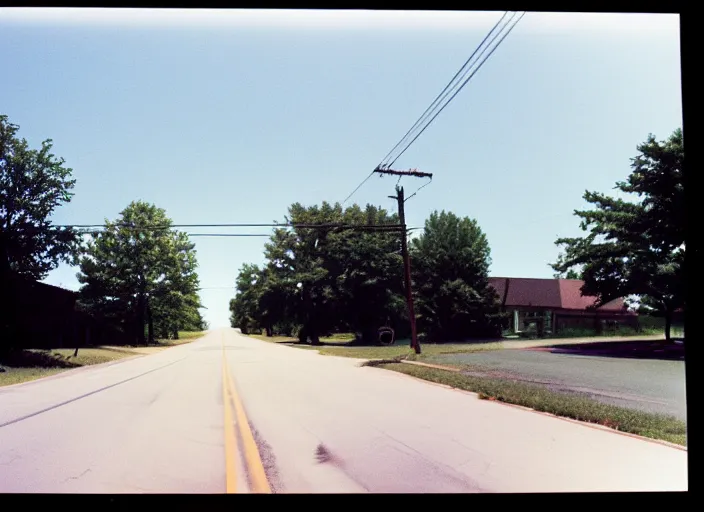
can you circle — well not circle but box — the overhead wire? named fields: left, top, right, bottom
left=54, top=222, right=406, bottom=231
left=385, top=11, right=526, bottom=168
left=404, top=177, right=434, bottom=203
left=52, top=223, right=415, bottom=240
left=341, top=14, right=519, bottom=208
left=340, top=170, right=376, bottom=206
left=377, top=11, right=512, bottom=169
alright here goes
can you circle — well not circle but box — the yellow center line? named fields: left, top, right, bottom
left=222, top=337, right=238, bottom=494
left=222, top=333, right=272, bottom=494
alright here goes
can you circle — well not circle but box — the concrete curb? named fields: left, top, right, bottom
left=372, top=360, right=688, bottom=452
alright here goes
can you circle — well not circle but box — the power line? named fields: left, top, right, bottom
left=54, top=222, right=407, bottom=231
left=377, top=11, right=512, bottom=169
left=382, top=11, right=525, bottom=168
left=340, top=170, right=376, bottom=206
left=404, top=177, right=434, bottom=203
left=58, top=223, right=289, bottom=229
left=187, top=233, right=272, bottom=237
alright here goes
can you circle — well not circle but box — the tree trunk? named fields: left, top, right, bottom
left=136, top=294, right=146, bottom=345
left=147, top=302, right=154, bottom=345
left=266, top=325, right=273, bottom=337
left=309, top=330, right=321, bottom=345
left=173, top=328, right=179, bottom=340
left=664, top=308, right=672, bottom=343
left=308, top=320, right=321, bottom=345
left=73, top=321, right=79, bottom=357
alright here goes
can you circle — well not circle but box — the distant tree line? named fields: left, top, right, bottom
left=1, top=111, right=683, bottom=349
left=229, top=203, right=504, bottom=345
left=1, top=114, right=206, bottom=352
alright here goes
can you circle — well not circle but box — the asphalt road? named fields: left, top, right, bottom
left=0, top=329, right=688, bottom=493
left=427, top=349, right=687, bottom=420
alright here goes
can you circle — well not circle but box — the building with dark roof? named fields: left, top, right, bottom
left=3, top=273, right=127, bottom=349
left=488, top=277, right=637, bottom=336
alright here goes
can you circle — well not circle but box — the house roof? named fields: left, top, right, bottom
left=6, top=273, right=77, bottom=305
left=488, top=277, right=628, bottom=312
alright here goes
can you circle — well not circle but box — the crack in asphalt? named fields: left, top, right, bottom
left=250, top=424, right=282, bottom=494
left=65, top=468, right=91, bottom=482
left=0, top=357, right=187, bottom=429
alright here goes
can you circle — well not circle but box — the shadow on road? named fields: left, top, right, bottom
left=527, top=339, right=684, bottom=361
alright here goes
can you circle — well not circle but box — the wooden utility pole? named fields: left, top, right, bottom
left=374, top=167, right=433, bottom=355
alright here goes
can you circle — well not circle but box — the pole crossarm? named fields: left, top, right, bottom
left=374, top=167, right=433, bottom=179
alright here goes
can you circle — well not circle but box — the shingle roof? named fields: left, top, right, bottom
left=488, top=277, right=628, bottom=311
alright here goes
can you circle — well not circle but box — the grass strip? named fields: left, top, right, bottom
left=379, top=362, right=687, bottom=447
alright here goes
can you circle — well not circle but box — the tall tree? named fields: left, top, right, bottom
left=411, top=210, right=502, bottom=341
left=552, top=253, right=582, bottom=279
left=262, top=202, right=339, bottom=344
left=326, top=204, right=405, bottom=344
left=257, top=201, right=405, bottom=344
left=0, top=114, right=78, bottom=278
left=552, top=129, right=684, bottom=341
left=230, top=263, right=264, bottom=335
left=76, top=201, right=200, bottom=345
left=1, top=115, right=79, bottom=353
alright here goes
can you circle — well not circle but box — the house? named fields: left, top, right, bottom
left=488, top=277, right=637, bottom=336
left=3, top=273, right=126, bottom=349
left=4, top=274, right=79, bottom=349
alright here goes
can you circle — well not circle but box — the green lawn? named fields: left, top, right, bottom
left=380, top=362, right=687, bottom=446
left=0, top=347, right=141, bottom=387
left=0, top=367, right=67, bottom=387
left=0, top=331, right=206, bottom=387
left=156, top=330, right=207, bottom=346
left=248, top=332, right=355, bottom=347
left=248, top=335, right=661, bottom=361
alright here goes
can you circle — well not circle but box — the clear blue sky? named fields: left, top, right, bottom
left=0, top=9, right=682, bottom=328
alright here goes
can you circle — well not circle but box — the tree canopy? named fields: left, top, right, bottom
left=229, top=203, right=499, bottom=345
left=552, top=128, right=684, bottom=340
left=77, top=201, right=202, bottom=344
left=411, top=210, right=502, bottom=341
left=0, top=114, right=78, bottom=279
left=230, top=201, right=405, bottom=344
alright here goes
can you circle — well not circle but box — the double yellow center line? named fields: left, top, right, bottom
left=221, top=336, right=272, bottom=494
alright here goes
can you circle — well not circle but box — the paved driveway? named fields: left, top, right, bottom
left=427, top=347, right=687, bottom=421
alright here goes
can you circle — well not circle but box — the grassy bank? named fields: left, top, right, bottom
left=248, top=332, right=355, bottom=346
left=250, top=334, right=666, bottom=361
left=157, top=330, right=207, bottom=346
left=0, top=331, right=206, bottom=387
left=378, top=362, right=687, bottom=446
left=0, top=347, right=140, bottom=387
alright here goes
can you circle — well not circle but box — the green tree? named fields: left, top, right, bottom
left=1, top=115, right=79, bottom=353
left=230, top=263, right=264, bottom=335
left=258, top=201, right=405, bottom=344
left=552, top=129, right=684, bottom=341
left=262, top=202, right=339, bottom=344
left=0, top=114, right=78, bottom=278
left=552, top=254, right=582, bottom=279
left=326, top=204, right=405, bottom=344
left=411, top=211, right=502, bottom=341
left=76, top=201, right=201, bottom=345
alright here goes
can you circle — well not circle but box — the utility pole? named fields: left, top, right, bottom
left=374, top=167, right=433, bottom=355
